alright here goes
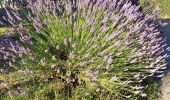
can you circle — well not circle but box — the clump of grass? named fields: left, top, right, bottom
left=0, top=0, right=168, bottom=99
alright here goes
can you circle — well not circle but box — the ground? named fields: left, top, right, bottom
left=162, top=73, right=170, bottom=100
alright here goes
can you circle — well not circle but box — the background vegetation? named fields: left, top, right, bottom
left=154, top=0, right=170, bottom=18
left=140, top=0, right=170, bottom=18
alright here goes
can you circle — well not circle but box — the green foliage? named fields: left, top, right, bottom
left=144, top=79, right=161, bottom=100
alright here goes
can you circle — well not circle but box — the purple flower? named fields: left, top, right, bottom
left=1, top=0, right=169, bottom=99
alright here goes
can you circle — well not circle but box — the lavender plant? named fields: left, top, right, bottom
left=0, top=0, right=168, bottom=99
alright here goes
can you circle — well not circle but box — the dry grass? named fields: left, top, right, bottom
left=140, top=0, right=170, bottom=19
left=154, top=0, right=170, bottom=19
left=0, top=27, right=11, bottom=35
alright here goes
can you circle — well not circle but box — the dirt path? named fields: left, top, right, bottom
left=162, top=73, right=170, bottom=100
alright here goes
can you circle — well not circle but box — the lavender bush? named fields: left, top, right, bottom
left=0, top=0, right=168, bottom=99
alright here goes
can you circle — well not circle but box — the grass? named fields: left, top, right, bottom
left=140, top=0, right=170, bottom=19
left=154, top=0, right=170, bottom=18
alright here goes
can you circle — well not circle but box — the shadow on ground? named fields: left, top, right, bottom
left=161, top=19, right=170, bottom=100
left=161, top=19, right=170, bottom=71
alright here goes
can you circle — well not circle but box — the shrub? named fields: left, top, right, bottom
left=1, top=0, right=168, bottom=99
